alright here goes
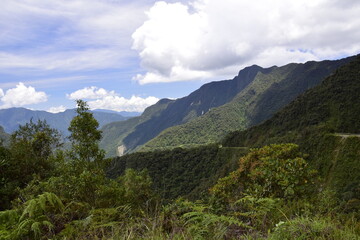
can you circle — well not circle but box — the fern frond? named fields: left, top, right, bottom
left=31, top=222, right=41, bottom=238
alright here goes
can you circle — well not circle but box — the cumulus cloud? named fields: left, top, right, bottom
left=47, top=105, right=66, bottom=113
left=0, top=82, right=48, bottom=109
left=67, top=86, right=117, bottom=100
left=132, top=0, right=360, bottom=84
left=88, top=95, right=159, bottom=112
left=67, top=87, right=159, bottom=112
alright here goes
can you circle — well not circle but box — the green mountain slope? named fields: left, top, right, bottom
left=142, top=56, right=355, bottom=151
left=222, top=54, right=360, bottom=196
left=100, top=99, right=174, bottom=157
left=101, top=65, right=269, bottom=156
left=223, top=55, right=360, bottom=147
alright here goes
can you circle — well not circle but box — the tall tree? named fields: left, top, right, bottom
left=68, top=100, right=105, bottom=162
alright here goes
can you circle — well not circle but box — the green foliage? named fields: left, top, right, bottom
left=0, top=192, right=64, bottom=239
left=119, top=169, right=154, bottom=209
left=68, top=99, right=105, bottom=162
left=0, top=120, right=63, bottom=210
left=109, top=144, right=248, bottom=200
left=268, top=216, right=360, bottom=240
left=211, top=144, right=316, bottom=204
left=11, top=119, right=63, bottom=159
left=183, top=207, right=247, bottom=239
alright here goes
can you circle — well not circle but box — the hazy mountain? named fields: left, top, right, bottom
left=0, top=108, right=129, bottom=136
left=142, top=56, right=355, bottom=151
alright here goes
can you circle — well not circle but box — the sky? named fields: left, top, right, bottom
left=0, top=0, right=360, bottom=113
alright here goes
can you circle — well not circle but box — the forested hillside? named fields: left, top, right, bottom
left=143, top=56, right=355, bottom=151
left=221, top=54, right=360, bottom=197
left=108, top=145, right=248, bottom=200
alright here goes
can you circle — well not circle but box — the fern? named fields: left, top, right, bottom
left=183, top=208, right=248, bottom=239
left=31, top=222, right=41, bottom=239
left=0, top=209, right=19, bottom=225
left=20, top=192, right=64, bottom=222
left=9, top=192, right=63, bottom=239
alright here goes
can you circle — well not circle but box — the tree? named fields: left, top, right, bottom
left=1, top=119, right=63, bottom=210
left=11, top=119, right=63, bottom=160
left=68, top=100, right=104, bottom=162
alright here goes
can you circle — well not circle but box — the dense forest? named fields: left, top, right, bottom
left=1, top=56, right=360, bottom=239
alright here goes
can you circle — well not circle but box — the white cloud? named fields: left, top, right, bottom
left=67, top=86, right=117, bottom=100
left=47, top=105, right=66, bottom=113
left=0, top=82, right=48, bottom=109
left=88, top=95, right=159, bottom=112
left=67, top=87, right=159, bottom=112
left=132, top=0, right=360, bottom=84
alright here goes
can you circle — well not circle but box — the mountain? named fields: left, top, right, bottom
left=108, top=55, right=360, bottom=200
left=0, top=108, right=129, bottom=136
left=142, top=56, right=355, bottom=151
left=100, top=99, right=174, bottom=157
left=101, top=65, right=269, bottom=156
left=222, top=54, right=360, bottom=196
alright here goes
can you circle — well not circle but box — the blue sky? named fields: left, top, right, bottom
left=1, top=0, right=360, bottom=113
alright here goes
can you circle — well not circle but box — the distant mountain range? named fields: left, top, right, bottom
left=101, top=55, right=355, bottom=156
left=0, top=108, right=130, bottom=136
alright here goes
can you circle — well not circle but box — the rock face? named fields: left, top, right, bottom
left=117, top=145, right=127, bottom=157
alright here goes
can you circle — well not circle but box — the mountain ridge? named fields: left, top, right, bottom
left=100, top=65, right=270, bottom=156
left=141, top=56, right=355, bottom=151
